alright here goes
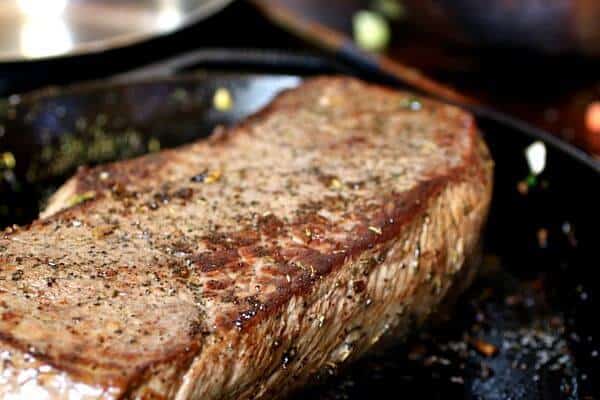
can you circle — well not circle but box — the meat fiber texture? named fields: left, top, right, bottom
left=0, top=77, right=493, bottom=399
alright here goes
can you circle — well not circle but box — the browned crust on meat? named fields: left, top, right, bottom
left=0, top=76, right=493, bottom=398
left=216, top=176, right=449, bottom=331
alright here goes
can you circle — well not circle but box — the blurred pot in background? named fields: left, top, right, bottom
left=402, top=0, right=600, bottom=56
left=0, top=0, right=234, bottom=62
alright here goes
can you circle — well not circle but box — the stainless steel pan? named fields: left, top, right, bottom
left=0, top=0, right=233, bottom=62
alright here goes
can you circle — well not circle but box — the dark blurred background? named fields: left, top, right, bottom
left=254, top=0, right=600, bottom=157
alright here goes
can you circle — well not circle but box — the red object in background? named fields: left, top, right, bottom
left=585, top=101, right=600, bottom=154
left=586, top=102, right=600, bottom=133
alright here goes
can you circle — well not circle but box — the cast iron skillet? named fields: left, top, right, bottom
left=0, top=50, right=598, bottom=399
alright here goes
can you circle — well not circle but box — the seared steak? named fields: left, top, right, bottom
left=0, top=77, right=493, bottom=399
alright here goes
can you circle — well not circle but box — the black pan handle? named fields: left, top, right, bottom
left=113, top=48, right=352, bottom=82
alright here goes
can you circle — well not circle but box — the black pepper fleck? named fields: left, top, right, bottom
left=11, top=270, right=23, bottom=281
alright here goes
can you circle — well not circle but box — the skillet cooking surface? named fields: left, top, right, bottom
left=0, top=70, right=598, bottom=399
